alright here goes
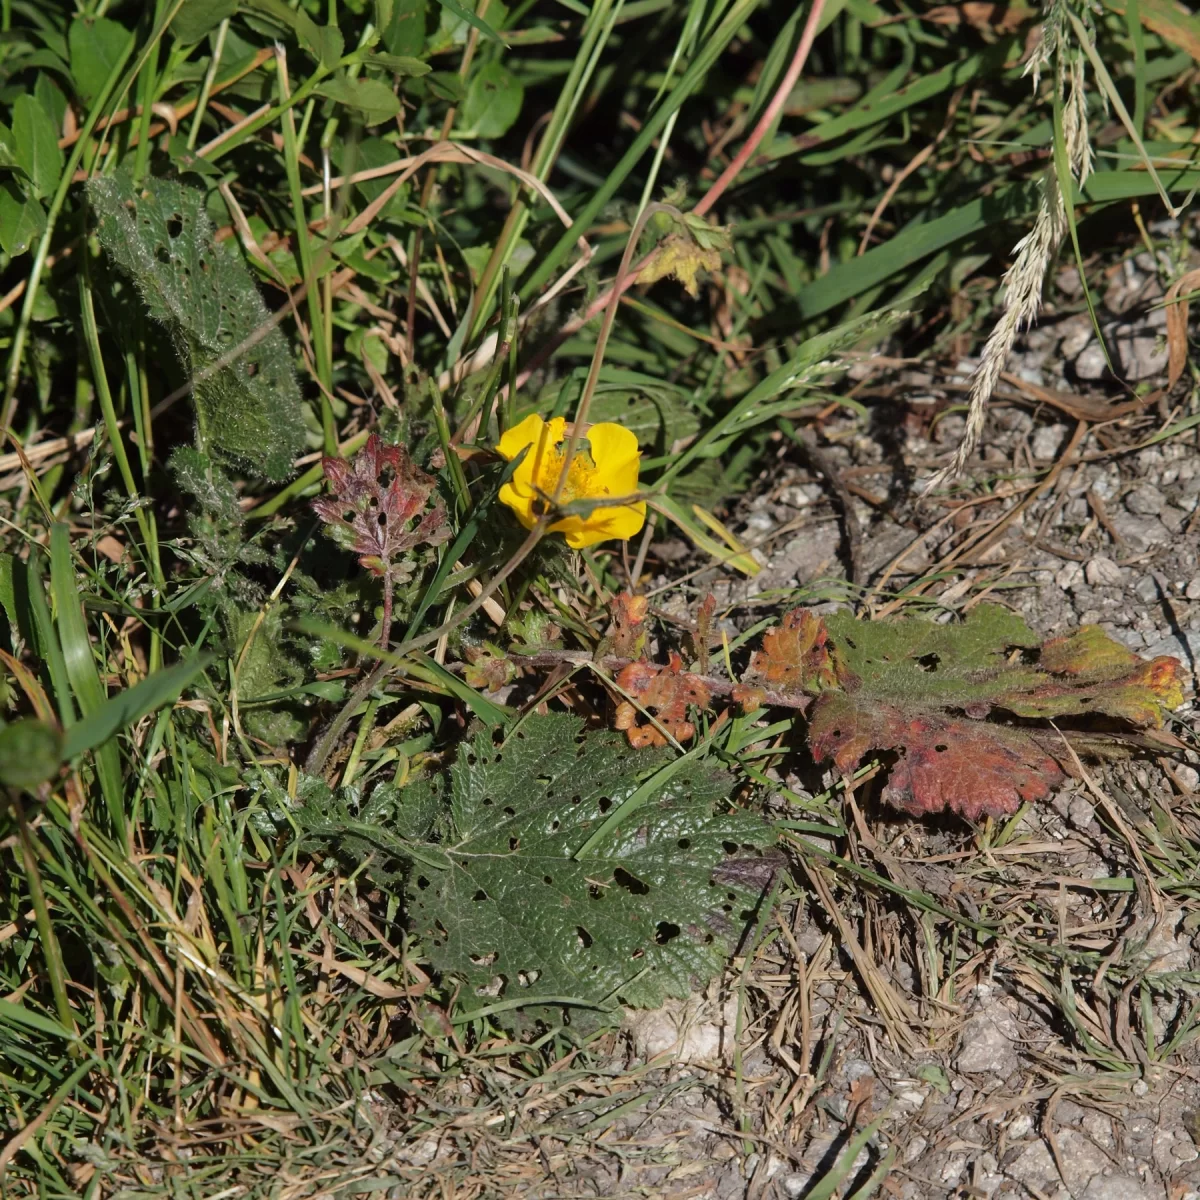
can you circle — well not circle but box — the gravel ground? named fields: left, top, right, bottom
left=508, top=249, right=1200, bottom=1200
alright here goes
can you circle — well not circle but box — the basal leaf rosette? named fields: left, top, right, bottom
left=496, top=414, right=646, bottom=549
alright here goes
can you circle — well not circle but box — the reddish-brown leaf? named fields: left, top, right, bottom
left=760, top=603, right=1185, bottom=822
left=614, top=653, right=712, bottom=748
left=809, top=691, right=1066, bottom=821
left=741, top=608, right=849, bottom=698
left=312, top=434, right=451, bottom=579
left=608, top=591, right=650, bottom=660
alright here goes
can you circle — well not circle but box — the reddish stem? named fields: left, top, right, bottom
left=694, top=0, right=828, bottom=218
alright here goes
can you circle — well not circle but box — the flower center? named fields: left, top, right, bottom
left=533, top=440, right=601, bottom=507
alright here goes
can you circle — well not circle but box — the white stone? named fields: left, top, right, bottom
left=1075, top=342, right=1109, bottom=380
left=957, top=1003, right=1021, bottom=1076
left=1056, top=560, right=1085, bottom=591
left=940, top=1153, right=968, bottom=1185
left=1033, top=423, right=1071, bottom=460
left=1008, top=1113, right=1035, bottom=1140
left=1086, top=556, right=1125, bottom=587
left=903, top=1136, right=928, bottom=1165
left=625, top=994, right=737, bottom=1064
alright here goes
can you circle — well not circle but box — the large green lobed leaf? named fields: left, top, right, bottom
left=297, top=714, right=775, bottom=1023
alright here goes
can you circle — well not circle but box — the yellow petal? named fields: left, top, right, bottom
left=563, top=500, right=647, bottom=548
left=585, top=422, right=641, bottom=495
left=586, top=422, right=639, bottom=466
left=496, top=412, right=547, bottom=462
left=498, top=479, right=537, bottom=529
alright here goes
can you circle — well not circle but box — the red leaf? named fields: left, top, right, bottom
left=312, top=434, right=451, bottom=578
left=809, top=690, right=1065, bottom=821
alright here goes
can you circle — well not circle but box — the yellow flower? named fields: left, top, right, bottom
left=496, top=414, right=647, bottom=549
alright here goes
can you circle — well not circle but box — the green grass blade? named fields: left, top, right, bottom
left=49, top=524, right=125, bottom=841
left=62, top=657, right=211, bottom=762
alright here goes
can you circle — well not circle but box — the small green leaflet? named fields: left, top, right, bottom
left=11, top=95, right=63, bottom=199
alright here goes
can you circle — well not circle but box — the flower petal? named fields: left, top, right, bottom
left=496, top=413, right=546, bottom=462
left=585, top=422, right=641, bottom=496
left=563, top=500, right=647, bottom=548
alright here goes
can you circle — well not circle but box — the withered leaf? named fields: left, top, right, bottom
left=741, top=607, right=848, bottom=697
left=768, top=603, right=1185, bottom=821
left=615, top=652, right=713, bottom=748
left=808, top=690, right=1067, bottom=821
left=607, top=591, right=649, bottom=660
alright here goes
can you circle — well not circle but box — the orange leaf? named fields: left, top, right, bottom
left=614, top=652, right=712, bottom=748
left=742, top=608, right=849, bottom=696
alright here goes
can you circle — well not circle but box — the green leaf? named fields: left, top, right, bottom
left=381, top=0, right=427, bottom=56
left=0, top=180, right=46, bottom=258
left=11, top=94, right=63, bottom=198
left=0, top=553, right=16, bottom=636
left=49, top=525, right=125, bottom=836
left=68, top=16, right=132, bottom=105
left=0, top=119, right=15, bottom=169
left=316, top=76, right=402, bottom=125
left=358, top=51, right=431, bottom=75
left=62, top=656, right=211, bottom=761
left=571, top=374, right=700, bottom=452
left=394, top=714, right=772, bottom=1021
left=435, top=0, right=504, bottom=45
left=309, top=22, right=346, bottom=68
left=171, top=0, right=238, bottom=43
left=460, top=62, right=523, bottom=137
left=424, top=71, right=466, bottom=103
left=0, top=719, right=64, bottom=790
left=88, top=170, right=307, bottom=481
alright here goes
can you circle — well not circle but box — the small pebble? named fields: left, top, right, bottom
left=1056, top=561, right=1084, bottom=591
left=1086, top=556, right=1124, bottom=587
left=1008, top=1113, right=1035, bottom=1139
left=1032, top=423, right=1070, bottom=460
left=1125, top=484, right=1165, bottom=516
left=1075, top=342, right=1109, bottom=380
left=1133, top=575, right=1159, bottom=604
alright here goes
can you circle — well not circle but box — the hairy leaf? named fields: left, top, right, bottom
left=299, top=715, right=774, bottom=1022
left=88, top=170, right=306, bottom=481
left=312, top=434, right=451, bottom=582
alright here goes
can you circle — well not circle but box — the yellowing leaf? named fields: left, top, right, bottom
left=641, top=232, right=722, bottom=297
